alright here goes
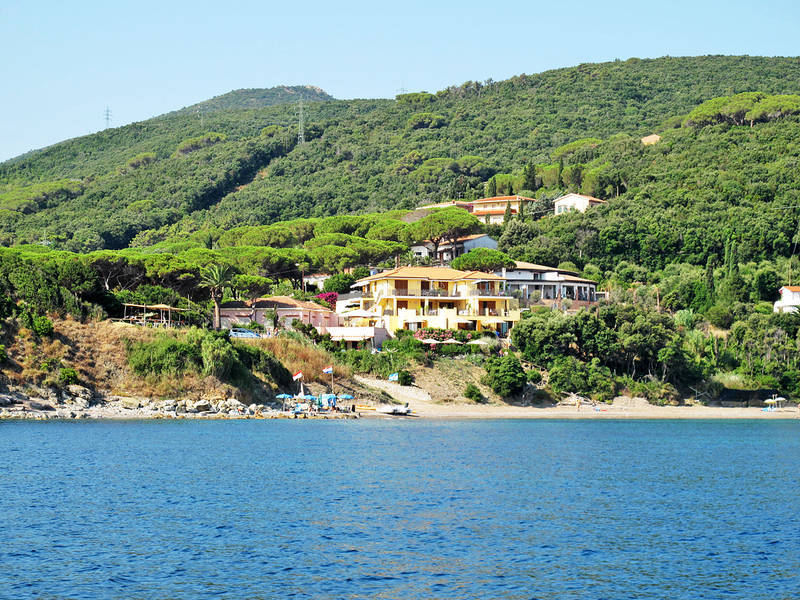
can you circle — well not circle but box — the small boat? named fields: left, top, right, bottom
left=377, top=404, right=413, bottom=416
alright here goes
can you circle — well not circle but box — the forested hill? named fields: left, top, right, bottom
left=1, top=55, right=800, bottom=251
left=173, top=85, right=334, bottom=115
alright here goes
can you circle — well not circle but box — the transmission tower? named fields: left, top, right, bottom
left=297, top=99, right=305, bottom=144
left=104, top=106, right=112, bottom=129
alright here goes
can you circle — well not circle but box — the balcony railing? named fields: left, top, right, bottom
left=383, top=288, right=510, bottom=298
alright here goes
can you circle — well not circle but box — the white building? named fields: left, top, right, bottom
left=774, top=286, right=800, bottom=313
left=411, top=233, right=497, bottom=263
left=554, top=193, right=607, bottom=215
left=496, top=261, right=600, bottom=307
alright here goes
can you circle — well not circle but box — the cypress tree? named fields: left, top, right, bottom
left=705, top=256, right=716, bottom=301
left=504, top=200, right=513, bottom=224
left=487, top=176, right=497, bottom=197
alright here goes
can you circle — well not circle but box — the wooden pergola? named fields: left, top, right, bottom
left=121, top=303, right=189, bottom=327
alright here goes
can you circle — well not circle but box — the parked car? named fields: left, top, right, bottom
left=229, top=328, right=260, bottom=338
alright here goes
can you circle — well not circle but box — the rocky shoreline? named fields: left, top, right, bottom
left=0, top=385, right=357, bottom=420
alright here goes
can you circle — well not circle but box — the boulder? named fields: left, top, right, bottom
left=193, top=400, right=212, bottom=412
left=29, top=400, right=55, bottom=411
left=67, top=385, right=93, bottom=401
left=70, top=397, right=90, bottom=410
left=0, top=395, right=15, bottom=407
left=119, top=397, right=142, bottom=410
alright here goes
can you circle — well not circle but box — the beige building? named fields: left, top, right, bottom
left=470, top=195, right=535, bottom=224
left=554, top=193, right=607, bottom=215
left=351, top=266, right=521, bottom=335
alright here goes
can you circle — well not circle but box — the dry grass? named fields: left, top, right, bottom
left=250, top=335, right=351, bottom=384
left=1, top=319, right=370, bottom=403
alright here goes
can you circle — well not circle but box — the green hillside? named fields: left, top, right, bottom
left=2, top=55, right=800, bottom=250
left=174, top=85, right=334, bottom=115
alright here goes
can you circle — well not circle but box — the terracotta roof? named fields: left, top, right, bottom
left=355, top=266, right=504, bottom=284
left=249, top=296, right=334, bottom=312
left=781, top=286, right=800, bottom=292
left=471, top=195, right=535, bottom=204
left=554, top=193, right=607, bottom=204
left=473, top=209, right=517, bottom=216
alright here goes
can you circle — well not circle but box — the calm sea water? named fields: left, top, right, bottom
left=2, top=419, right=799, bottom=599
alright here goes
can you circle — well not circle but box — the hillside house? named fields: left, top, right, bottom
left=496, top=261, right=600, bottom=308
left=470, top=195, right=535, bottom=225
left=351, top=266, right=521, bottom=335
left=411, top=233, right=497, bottom=262
left=774, top=286, right=800, bottom=313
left=219, top=296, right=340, bottom=330
left=554, top=193, right=607, bottom=215
left=418, top=196, right=535, bottom=225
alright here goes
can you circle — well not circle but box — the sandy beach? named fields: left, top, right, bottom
left=355, top=376, right=800, bottom=420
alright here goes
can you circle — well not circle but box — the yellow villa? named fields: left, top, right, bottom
left=351, top=266, right=521, bottom=335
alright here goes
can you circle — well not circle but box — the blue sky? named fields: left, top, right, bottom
left=1, top=0, right=798, bottom=162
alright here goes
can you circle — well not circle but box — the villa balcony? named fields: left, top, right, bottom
left=383, top=288, right=510, bottom=298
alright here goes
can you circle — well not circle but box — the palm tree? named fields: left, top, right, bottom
left=200, top=264, right=233, bottom=330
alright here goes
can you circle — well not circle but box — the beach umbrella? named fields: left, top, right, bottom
left=276, top=393, right=293, bottom=399
left=466, top=339, right=489, bottom=345
left=338, top=393, right=354, bottom=400
left=442, top=338, right=462, bottom=344
left=420, top=338, right=440, bottom=344
left=321, top=394, right=336, bottom=401
left=764, top=398, right=777, bottom=404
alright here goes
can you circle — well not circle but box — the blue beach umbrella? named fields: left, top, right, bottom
left=321, top=394, right=336, bottom=401
left=338, top=393, right=354, bottom=400
left=276, top=393, right=293, bottom=399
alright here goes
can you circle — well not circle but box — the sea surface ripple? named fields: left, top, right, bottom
left=2, top=419, right=799, bottom=599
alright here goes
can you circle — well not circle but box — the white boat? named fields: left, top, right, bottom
left=377, top=404, right=413, bottom=416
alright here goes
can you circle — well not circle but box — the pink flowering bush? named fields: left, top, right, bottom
left=315, top=292, right=338, bottom=310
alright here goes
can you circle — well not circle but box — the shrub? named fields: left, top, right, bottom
left=235, top=344, right=292, bottom=387
left=464, top=383, right=483, bottom=403
left=0, top=344, right=7, bottom=363
left=201, top=334, right=242, bottom=380
left=32, top=315, right=54, bottom=337
left=397, top=370, right=414, bottom=386
left=246, top=321, right=265, bottom=332
left=706, top=305, right=734, bottom=329
left=127, top=336, right=202, bottom=376
left=315, top=292, right=338, bottom=310
left=548, top=356, right=615, bottom=402
left=323, top=274, right=356, bottom=293
left=526, top=370, right=543, bottom=384
left=407, top=112, right=447, bottom=130
left=59, top=367, right=79, bottom=386
left=483, top=354, right=526, bottom=397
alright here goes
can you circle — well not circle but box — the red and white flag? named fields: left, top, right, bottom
left=322, top=365, right=333, bottom=375
left=292, top=371, right=303, bottom=381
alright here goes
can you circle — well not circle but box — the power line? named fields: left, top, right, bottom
left=104, top=106, right=112, bottom=129
left=297, top=100, right=305, bottom=144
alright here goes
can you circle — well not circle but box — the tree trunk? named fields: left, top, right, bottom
left=213, top=296, right=221, bottom=330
